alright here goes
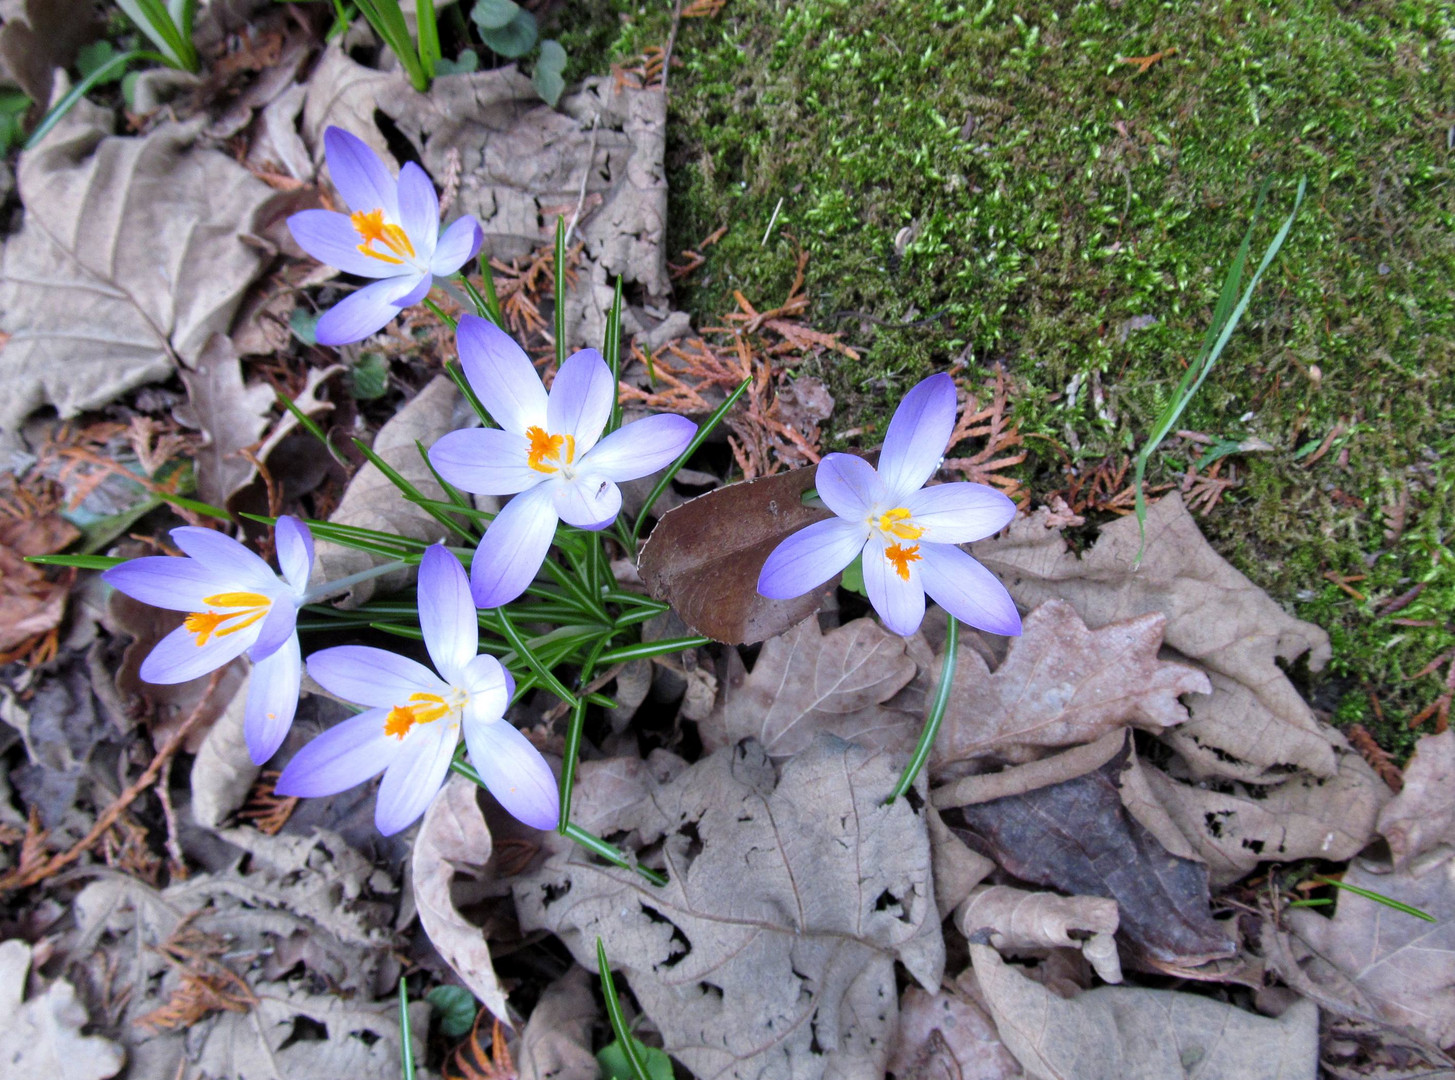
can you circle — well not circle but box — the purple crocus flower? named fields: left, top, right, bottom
left=757, top=373, right=1022, bottom=638
left=429, top=316, right=697, bottom=608
left=275, top=544, right=558, bottom=835
left=287, top=126, right=485, bottom=346
left=102, top=518, right=315, bottom=764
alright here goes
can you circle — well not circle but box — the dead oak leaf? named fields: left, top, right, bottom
left=1377, top=729, right=1455, bottom=870
left=514, top=737, right=944, bottom=1080
left=0, top=938, right=124, bottom=1080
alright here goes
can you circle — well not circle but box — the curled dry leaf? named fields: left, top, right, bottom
left=970, top=945, right=1318, bottom=1080
left=1377, top=730, right=1455, bottom=870
left=888, top=982, right=1023, bottom=1080
left=413, top=773, right=509, bottom=1025
left=0, top=0, right=102, bottom=108
left=638, top=463, right=839, bottom=644
left=517, top=967, right=601, bottom=1080
left=175, top=334, right=275, bottom=508
left=975, top=493, right=1335, bottom=782
left=0, top=102, right=275, bottom=443
left=957, top=885, right=1123, bottom=984
left=515, top=737, right=943, bottom=1080
left=943, top=736, right=1237, bottom=968
left=0, top=938, right=124, bottom=1080
left=931, top=600, right=1210, bottom=767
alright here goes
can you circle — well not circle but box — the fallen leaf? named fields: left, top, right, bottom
left=975, top=494, right=1335, bottom=782
left=0, top=0, right=102, bottom=108
left=957, top=885, right=1122, bottom=984
left=413, top=774, right=510, bottom=1025
left=517, top=967, right=600, bottom=1080
left=1377, top=729, right=1455, bottom=870
left=928, top=805, right=996, bottom=920
left=931, top=600, right=1209, bottom=766
left=943, top=735, right=1237, bottom=967
left=888, top=982, right=1023, bottom=1080
left=174, top=334, right=276, bottom=507
left=706, top=616, right=919, bottom=757
left=1287, top=853, right=1455, bottom=1048
left=970, top=944, right=1317, bottom=1080
left=0, top=103, right=276, bottom=442
left=0, top=544, right=69, bottom=652
left=515, top=737, right=944, bottom=1080
left=0, top=938, right=124, bottom=1080
left=638, top=463, right=838, bottom=644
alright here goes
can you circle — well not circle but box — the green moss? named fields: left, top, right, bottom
left=557, top=0, right=1455, bottom=750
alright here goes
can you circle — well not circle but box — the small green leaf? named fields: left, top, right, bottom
left=533, top=39, right=567, bottom=106
left=471, top=0, right=520, bottom=31
left=348, top=352, right=390, bottom=400
left=0, top=89, right=30, bottom=156
left=434, top=50, right=481, bottom=76
left=839, top=552, right=865, bottom=596
left=77, top=41, right=125, bottom=84
left=598, top=1039, right=673, bottom=1080
left=479, top=8, right=537, bottom=58
left=425, top=985, right=478, bottom=1038
left=121, top=70, right=144, bottom=110
left=290, top=308, right=323, bottom=346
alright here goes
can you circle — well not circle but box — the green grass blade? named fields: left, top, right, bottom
left=596, top=636, right=710, bottom=665
left=25, top=49, right=165, bottom=150
left=558, top=632, right=611, bottom=833
left=597, top=939, right=653, bottom=1080
left=494, top=606, right=579, bottom=708
left=605, top=276, right=624, bottom=433
left=415, top=0, right=441, bottom=76
left=352, top=437, right=475, bottom=542
left=554, top=215, right=568, bottom=366
left=398, top=976, right=416, bottom=1080
left=28, top=554, right=126, bottom=570
left=887, top=615, right=958, bottom=803
left=276, top=390, right=349, bottom=467
left=1318, top=877, right=1435, bottom=922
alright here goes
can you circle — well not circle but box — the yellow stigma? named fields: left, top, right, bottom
left=351, top=208, right=416, bottom=264
left=525, top=426, right=576, bottom=473
left=184, top=591, right=271, bottom=646
left=876, top=507, right=924, bottom=540
left=382, top=692, right=451, bottom=739
left=884, top=543, right=922, bottom=581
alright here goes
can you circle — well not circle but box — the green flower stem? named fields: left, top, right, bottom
left=398, top=976, right=416, bottom=1080
left=886, top=615, right=959, bottom=803
left=558, top=633, right=611, bottom=834
left=302, top=559, right=411, bottom=604
left=630, top=376, right=752, bottom=548
left=595, top=636, right=710, bottom=666
left=494, top=606, right=579, bottom=709
left=597, top=938, right=653, bottom=1080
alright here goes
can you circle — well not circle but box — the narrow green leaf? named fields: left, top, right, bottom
left=1317, top=877, right=1436, bottom=922
left=554, top=215, right=568, bottom=366
left=605, top=276, right=625, bottom=433
left=398, top=977, right=416, bottom=1080
left=596, top=636, right=710, bottom=665
left=27, top=554, right=126, bottom=570
left=415, top=0, right=442, bottom=76
left=495, top=606, right=579, bottom=708
left=597, top=939, right=653, bottom=1080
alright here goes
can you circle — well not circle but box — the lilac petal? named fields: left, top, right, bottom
left=249, top=601, right=297, bottom=662
left=456, top=315, right=548, bottom=434
left=429, top=428, right=540, bottom=495
left=103, top=557, right=226, bottom=612
left=901, top=482, right=1016, bottom=544
left=274, top=708, right=396, bottom=797
left=390, top=272, right=433, bottom=309
left=275, top=516, right=315, bottom=593
left=375, top=719, right=458, bottom=835
left=306, top=645, right=447, bottom=706
left=316, top=277, right=410, bottom=346
left=917, top=542, right=1022, bottom=637
left=430, top=216, right=483, bottom=276
left=419, top=545, right=477, bottom=685
left=245, top=634, right=301, bottom=764
left=287, top=209, right=397, bottom=278
left=862, top=535, right=926, bottom=637
left=463, top=718, right=559, bottom=830
left=878, top=373, right=957, bottom=500
left=757, top=516, right=868, bottom=599
left=395, top=162, right=439, bottom=259
left=140, top=620, right=256, bottom=684
left=553, top=475, right=622, bottom=530
left=546, top=349, right=614, bottom=453
left=169, top=527, right=276, bottom=590
left=324, top=126, right=398, bottom=217
left=461, top=654, right=511, bottom=721
left=470, top=483, right=558, bottom=608
left=815, top=453, right=882, bottom=520
left=579, top=414, right=696, bottom=482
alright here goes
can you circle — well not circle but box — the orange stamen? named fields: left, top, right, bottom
left=525, top=426, right=576, bottom=473
left=184, top=591, right=271, bottom=646
left=351, top=208, right=417, bottom=264
left=884, top=543, right=922, bottom=581
left=876, top=507, right=924, bottom=540
left=382, top=692, right=451, bottom=739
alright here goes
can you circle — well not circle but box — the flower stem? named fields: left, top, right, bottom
left=302, top=559, right=412, bottom=605
left=886, top=615, right=959, bottom=803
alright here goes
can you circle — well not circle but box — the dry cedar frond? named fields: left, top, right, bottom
left=489, top=243, right=582, bottom=343
left=1050, top=454, right=1174, bottom=518
left=942, top=368, right=1028, bottom=507
left=1180, top=459, right=1240, bottom=516
left=611, top=46, right=680, bottom=91
left=1346, top=723, right=1403, bottom=793
left=669, top=225, right=728, bottom=281
left=446, top=1013, right=517, bottom=1080
left=237, top=770, right=299, bottom=835
left=682, top=0, right=728, bottom=16
left=102, top=816, right=163, bottom=886
left=136, top=915, right=258, bottom=1032
left=1407, top=652, right=1455, bottom=734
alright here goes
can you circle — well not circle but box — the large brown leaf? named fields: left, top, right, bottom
left=1377, top=730, right=1455, bottom=870
left=515, top=738, right=944, bottom=1080
left=971, top=945, right=1317, bottom=1080
left=957, top=885, right=1122, bottom=984
left=943, top=736, right=1237, bottom=967
left=888, top=980, right=1023, bottom=1080
left=0, top=104, right=275, bottom=442
left=174, top=334, right=275, bottom=508
left=974, top=494, right=1335, bottom=782
left=0, top=939, right=123, bottom=1080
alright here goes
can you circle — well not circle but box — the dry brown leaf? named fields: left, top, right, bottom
left=957, top=885, right=1122, bottom=984
left=515, top=738, right=944, bottom=1080
left=0, top=0, right=102, bottom=108
left=0, top=938, right=124, bottom=1080
left=517, top=967, right=600, bottom=1080
left=970, top=944, right=1317, bottom=1080
left=975, top=493, right=1336, bottom=782
left=0, top=544, right=70, bottom=653
left=413, top=774, right=509, bottom=1025
left=888, top=982, right=1024, bottom=1080
left=932, top=600, right=1209, bottom=767
left=929, top=806, right=996, bottom=920
left=1377, top=730, right=1455, bottom=869
left=706, top=616, right=920, bottom=757
left=174, top=334, right=276, bottom=507
left=0, top=104, right=276, bottom=443
left=1288, top=853, right=1455, bottom=1048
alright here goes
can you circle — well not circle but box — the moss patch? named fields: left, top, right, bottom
left=556, top=0, right=1455, bottom=747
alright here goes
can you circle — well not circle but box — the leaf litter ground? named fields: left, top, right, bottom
left=0, top=4, right=1450, bottom=1080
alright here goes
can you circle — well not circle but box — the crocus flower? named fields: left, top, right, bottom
left=288, top=126, right=484, bottom=346
left=757, top=373, right=1021, bottom=638
left=275, top=544, right=558, bottom=835
left=102, top=518, right=315, bottom=764
left=429, top=316, right=697, bottom=608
